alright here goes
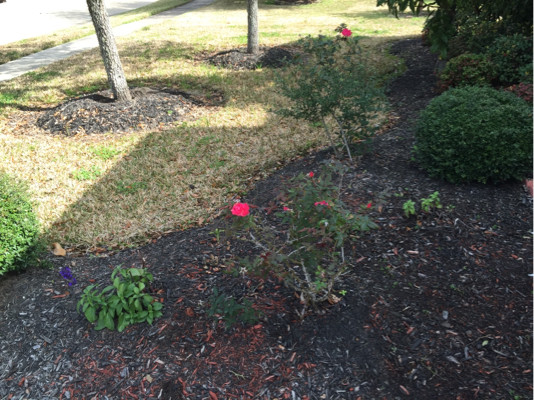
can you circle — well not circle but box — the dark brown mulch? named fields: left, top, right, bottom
left=36, top=87, right=211, bottom=136
left=207, top=46, right=296, bottom=70
left=0, top=38, right=532, bottom=400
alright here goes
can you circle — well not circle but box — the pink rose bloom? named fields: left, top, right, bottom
left=308, top=172, right=314, bottom=178
left=231, top=202, right=250, bottom=217
left=366, top=202, right=372, bottom=209
left=341, top=28, right=352, bottom=37
left=314, top=201, right=329, bottom=207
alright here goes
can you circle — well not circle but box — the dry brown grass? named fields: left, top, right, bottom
left=0, top=0, right=424, bottom=251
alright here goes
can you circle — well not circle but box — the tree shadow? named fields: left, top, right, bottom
left=21, top=34, right=406, bottom=250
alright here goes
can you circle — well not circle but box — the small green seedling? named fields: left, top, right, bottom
left=420, top=191, right=442, bottom=212
left=402, top=199, right=416, bottom=217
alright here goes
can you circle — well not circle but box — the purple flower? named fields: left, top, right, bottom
left=59, top=266, right=77, bottom=286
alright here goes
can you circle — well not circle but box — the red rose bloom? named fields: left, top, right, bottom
left=231, top=202, right=250, bottom=217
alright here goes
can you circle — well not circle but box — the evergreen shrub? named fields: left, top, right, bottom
left=413, top=86, right=533, bottom=184
left=0, top=173, right=41, bottom=275
left=439, top=53, right=495, bottom=90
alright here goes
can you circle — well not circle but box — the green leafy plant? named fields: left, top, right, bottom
left=207, top=288, right=261, bottom=329
left=0, top=172, right=41, bottom=276
left=438, top=53, right=495, bottom=91
left=226, top=161, right=377, bottom=317
left=420, top=191, right=442, bottom=212
left=413, top=86, right=533, bottom=184
left=485, top=34, right=533, bottom=86
left=378, top=0, right=533, bottom=57
left=77, top=266, right=163, bottom=332
left=276, top=25, right=385, bottom=162
left=402, top=199, right=416, bottom=218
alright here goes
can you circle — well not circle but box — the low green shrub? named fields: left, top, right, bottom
left=438, top=53, right=495, bottom=91
left=447, top=17, right=502, bottom=57
left=485, top=34, right=533, bottom=86
left=413, top=86, right=533, bottom=184
left=0, top=173, right=41, bottom=275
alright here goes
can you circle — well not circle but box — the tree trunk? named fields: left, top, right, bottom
left=86, top=0, right=132, bottom=102
left=247, top=0, right=259, bottom=54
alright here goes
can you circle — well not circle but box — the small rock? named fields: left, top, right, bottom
left=446, top=355, right=461, bottom=365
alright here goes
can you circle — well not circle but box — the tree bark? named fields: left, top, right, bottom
left=247, top=0, right=259, bottom=54
left=86, top=0, right=132, bottom=102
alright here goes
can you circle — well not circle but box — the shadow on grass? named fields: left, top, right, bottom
left=25, top=34, right=404, bottom=250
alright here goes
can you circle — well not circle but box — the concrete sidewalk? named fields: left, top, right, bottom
left=0, top=0, right=159, bottom=46
left=0, top=0, right=215, bottom=82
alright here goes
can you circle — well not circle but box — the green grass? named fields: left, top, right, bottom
left=0, top=0, right=424, bottom=251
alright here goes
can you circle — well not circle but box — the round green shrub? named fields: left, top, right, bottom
left=0, top=173, right=41, bottom=275
left=439, top=53, right=495, bottom=91
left=413, top=86, right=533, bottom=184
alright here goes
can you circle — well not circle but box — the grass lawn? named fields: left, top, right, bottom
left=0, top=0, right=425, bottom=251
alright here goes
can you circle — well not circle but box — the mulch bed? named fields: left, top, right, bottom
left=0, top=38, right=532, bottom=400
left=36, top=88, right=210, bottom=136
left=207, top=46, right=297, bottom=70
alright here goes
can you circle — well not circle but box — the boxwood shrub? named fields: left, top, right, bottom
left=0, top=173, right=41, bottom=276
left=413, top=86, right=533, bottom=184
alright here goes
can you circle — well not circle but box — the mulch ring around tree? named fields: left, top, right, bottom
left=36, top=87, right=221, bottom=136
left=0, top=38, right=532, bottom=400
left=207, top=46, right=297, bottom=70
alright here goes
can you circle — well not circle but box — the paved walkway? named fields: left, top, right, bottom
left=0, top=0, right=215, bottom=82
left=0, top=0, right=160, bottom=46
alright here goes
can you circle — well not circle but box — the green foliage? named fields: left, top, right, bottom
left=413, top=86, right=533, bottom=184
left=402, top=199, right=416, bottom=218
left=207, top=288, right=261, bottom=329
left=276, top=25, right=385, bottom=161
left=485, top=34, right=533, bottom=86
left=378, top=0, right=533, bottom=57
left=402, top=192, right=443, bottom=217
left=0, top=173, right=41, bottom=276
left=438, top=53, right=495, bottom=90
left=77, top=266, right=163, bottom=332
left=420, top=191, right=442, bottom=212
left=227, top=161, right=377, bottom=317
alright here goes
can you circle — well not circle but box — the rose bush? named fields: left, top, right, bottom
left=223, top=161, right=376, bottom=317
